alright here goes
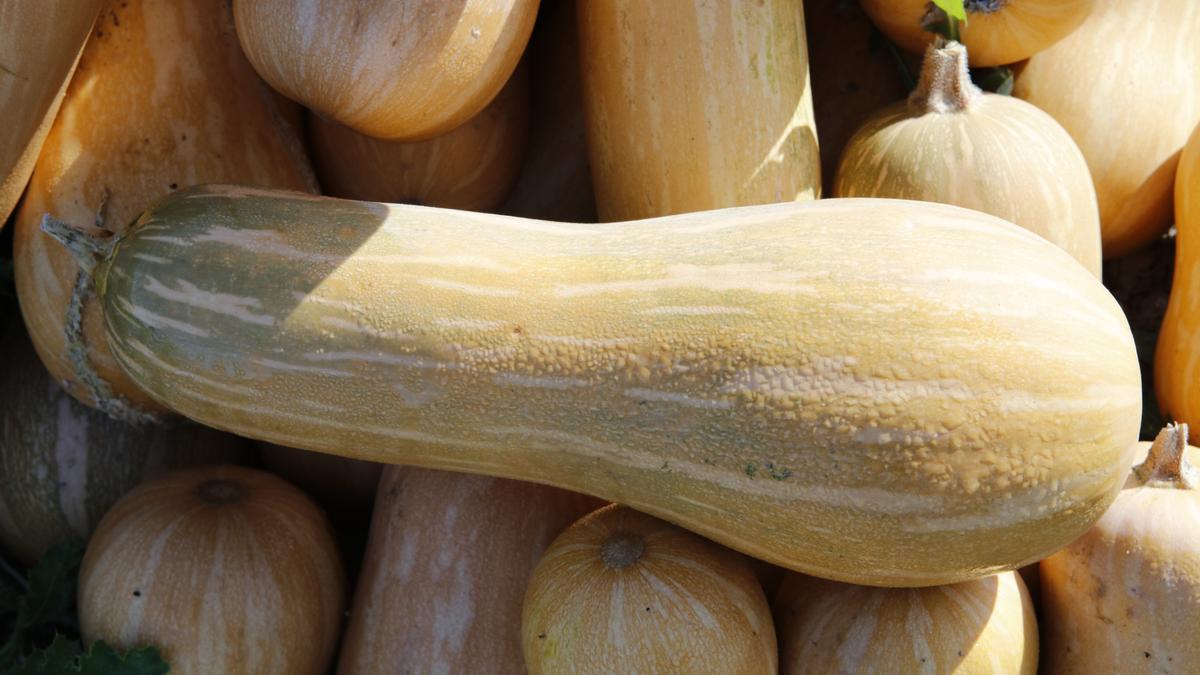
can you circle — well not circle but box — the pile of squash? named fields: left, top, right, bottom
left=1, top=0, right=1198, bottom=672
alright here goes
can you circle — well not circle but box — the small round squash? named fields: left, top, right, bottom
left=78, top=465, right=345, bottom=675
left=521, top=504, right=776, bottom=674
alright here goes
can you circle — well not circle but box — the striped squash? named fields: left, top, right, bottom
left=79, top=465, right=346, bottom=675
left=775, top=570, right=1038, bottom=673
left=338, top=467, right=602, bottom=674
left=0, top=0, right=103, bottom=225
left=577, top=0, right=820, bottom=220
left=0, top=321, right=247, bottom=566
left=14, top=0, right=316, bottom=419
left=522, top=504, right=776, bottom=674
left=57, top=184, right=1144, bottom=587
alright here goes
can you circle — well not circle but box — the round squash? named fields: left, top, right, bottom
left=834, top=39, right=1101, bottom=277
left=0, top=0, right=103, bottom=225
left=1154, top=123, right=1200, bottom=423
left=577, top=0, right=820, bottom=220
left=78, top=465, right=346, bottom=675
left=13, top=0, right=316, bottom=420
left=338, top=467, right=602, bottom=674
left=0, top=321, right=247, bottom=566
left=859, top=0, right=1095, bottom=67
left=309, top=63, right=529, bottom=211
left=775, top=570, right=1037, bottom=673
left=1013, top=0, right=1200, bottom=258
left=521, top=504, right=776, bottom=674
left=233, top=0, right=539, bottom=142
left=1040, top=424, right=1200, bottom=671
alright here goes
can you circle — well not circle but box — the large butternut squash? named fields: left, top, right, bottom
left=577, top=0, right=821, bottom=220
left=0, top=0, right=104, bottom=225
left=58, top=185, right=1141, bottom=587
left=1013, top=0, right=1200, bottom=257
left=14, top=0, right=316, bottom=419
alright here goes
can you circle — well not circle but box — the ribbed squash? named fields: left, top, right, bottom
left=258, top=443, right=383, bottom=517
left=775, top=571, right=1037, bottom=673
left=53, top=185, right=1144, bottom=587
left=233, top=0, right=539, bottom=142
left=78, top=465, right=345, bottom=675
left=500, top=0, right=596, bottom=222
left=309, top=64, right=529, bottom=211
left=1154, top=123, right=1200, bottom=424
left=338, top=467, right=602, bottom=674
left=834, top=39, right=1101, bottom=277
left=859, top=0, right=1095, bottom=67
left=1013, top=0, right=1200, bottom=258
left=521, top=504, right=776, bottom=674
left=1040, top=424, right=1200, bottom=671
left=0, top=322, right=246, bottom=566
left=0, top=0, right=103, bottom=225
left=13, top=0, right=316, bottom=420
left=577, top=0, right=820, bottom=220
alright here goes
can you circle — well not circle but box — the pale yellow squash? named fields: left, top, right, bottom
left=835, top=39, right=1101, bottom=277
left=522, top=504, right=777, bottom=674
left=1013, top=0, right=1200, bottom=257
left=577, top=0, right=820, bottom=220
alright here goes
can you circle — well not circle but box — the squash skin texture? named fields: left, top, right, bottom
left=834, top=41, right=1102, bottom=278
left=577, top=0, right=820, bottom=220
left=78, top=465, right=346, bottom=675
left=521, top=504, right=777, bottom=674
left=90, top=186, right=1141, bottom=587
left=338, top=467, right=602, bottom=674
left=859, top=0, right=1095, bottom=67
left=233, top=0, right=539, bottom=142
left=774, top=571, right=1037, bottom=674
left=13, top=0, right=317, bottom=417
left=1013, top=0, right=1200, bottom=258
left=1155, top=124, right=1200, bottom=423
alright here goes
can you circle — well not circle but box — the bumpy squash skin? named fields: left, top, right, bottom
left=521, top=504, right=777, bottom=674
left=859, top=0, right=1096, bottom=67
left=14, top=0, right=317, bottom=416
left=85, top=185, right=1142, bottom=587
left=79, top=465, right=346, bottom=675
left=1013, top=0, right=1200, bottom=258
left=1155, top=124, right=1200, bottom=423
left=834, top=41, right=1102, bottom=277
left=309, top=64, right=529, bottom=211
left=338, top=467, right=602, bottom=674
left=0, top=322, right=247, bottom=566
left=234, top=0, right=539, bottom=142
left=1040, top=427, right=1200, bottom=672
left=0, top=1, right=104, bottom=225
left=577, top=0, right=820, bottom=221
left=775, top=570, right=1037, bottom=673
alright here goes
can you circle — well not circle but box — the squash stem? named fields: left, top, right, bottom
left=908, top=38, right=981, bottom=114
left=1136, top=423, right=1198, bottom=489
left=601, top=534, right=645, bottom=570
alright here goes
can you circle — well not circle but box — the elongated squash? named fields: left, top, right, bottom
left=834, top=39, right=1102, bottom=277
left=61, top=185, right=1141, bottom=587
left=14, top=0, right=316, bottom=419
left=338, top=467, right=601, bottom=674
left=577, top=0, right=820, bottom=220
left=233, top=0, right=539, bottom=142
left=775, top=571, right=1037, bottom=673
left=0, top=321, right=247, bottom=566
left=1013, top=0, right=1200, bottom=258
left=0, top=0, right=104, bottom=225
left=309, top=64, right=529, bottom=211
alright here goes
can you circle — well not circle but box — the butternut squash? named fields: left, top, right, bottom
left=577, top=0, right=820, bottom=220
left=233, top=0, right=539, bottom=142
left=49, top=184, right=1143, bottom=586
left=13, top=0, right=316, bottom=420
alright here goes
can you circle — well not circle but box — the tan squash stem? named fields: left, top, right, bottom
left=908, top=38, right=981, bottom=113
left=1135, top=423, right=1198, bottom=489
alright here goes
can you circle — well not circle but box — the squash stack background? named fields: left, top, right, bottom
left=0, top=0, right=1196, bottom=673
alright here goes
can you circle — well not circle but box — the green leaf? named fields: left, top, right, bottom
left=17, top=544, right=83, bottom=630
left=971, top=66, right=1015, bottom=95
left=2, top=638, right=168, bottom=675
left=3, top=634, right=79, bottom=675
left=931, top=0, right=967, bottom=21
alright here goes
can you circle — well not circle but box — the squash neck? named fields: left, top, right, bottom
left=1135, top=424, right=1198, bottom=489
left=908, top=38, right=981, bottom=114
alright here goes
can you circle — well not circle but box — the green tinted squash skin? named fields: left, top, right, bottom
left=92, top=185, right=1141, bottom=587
